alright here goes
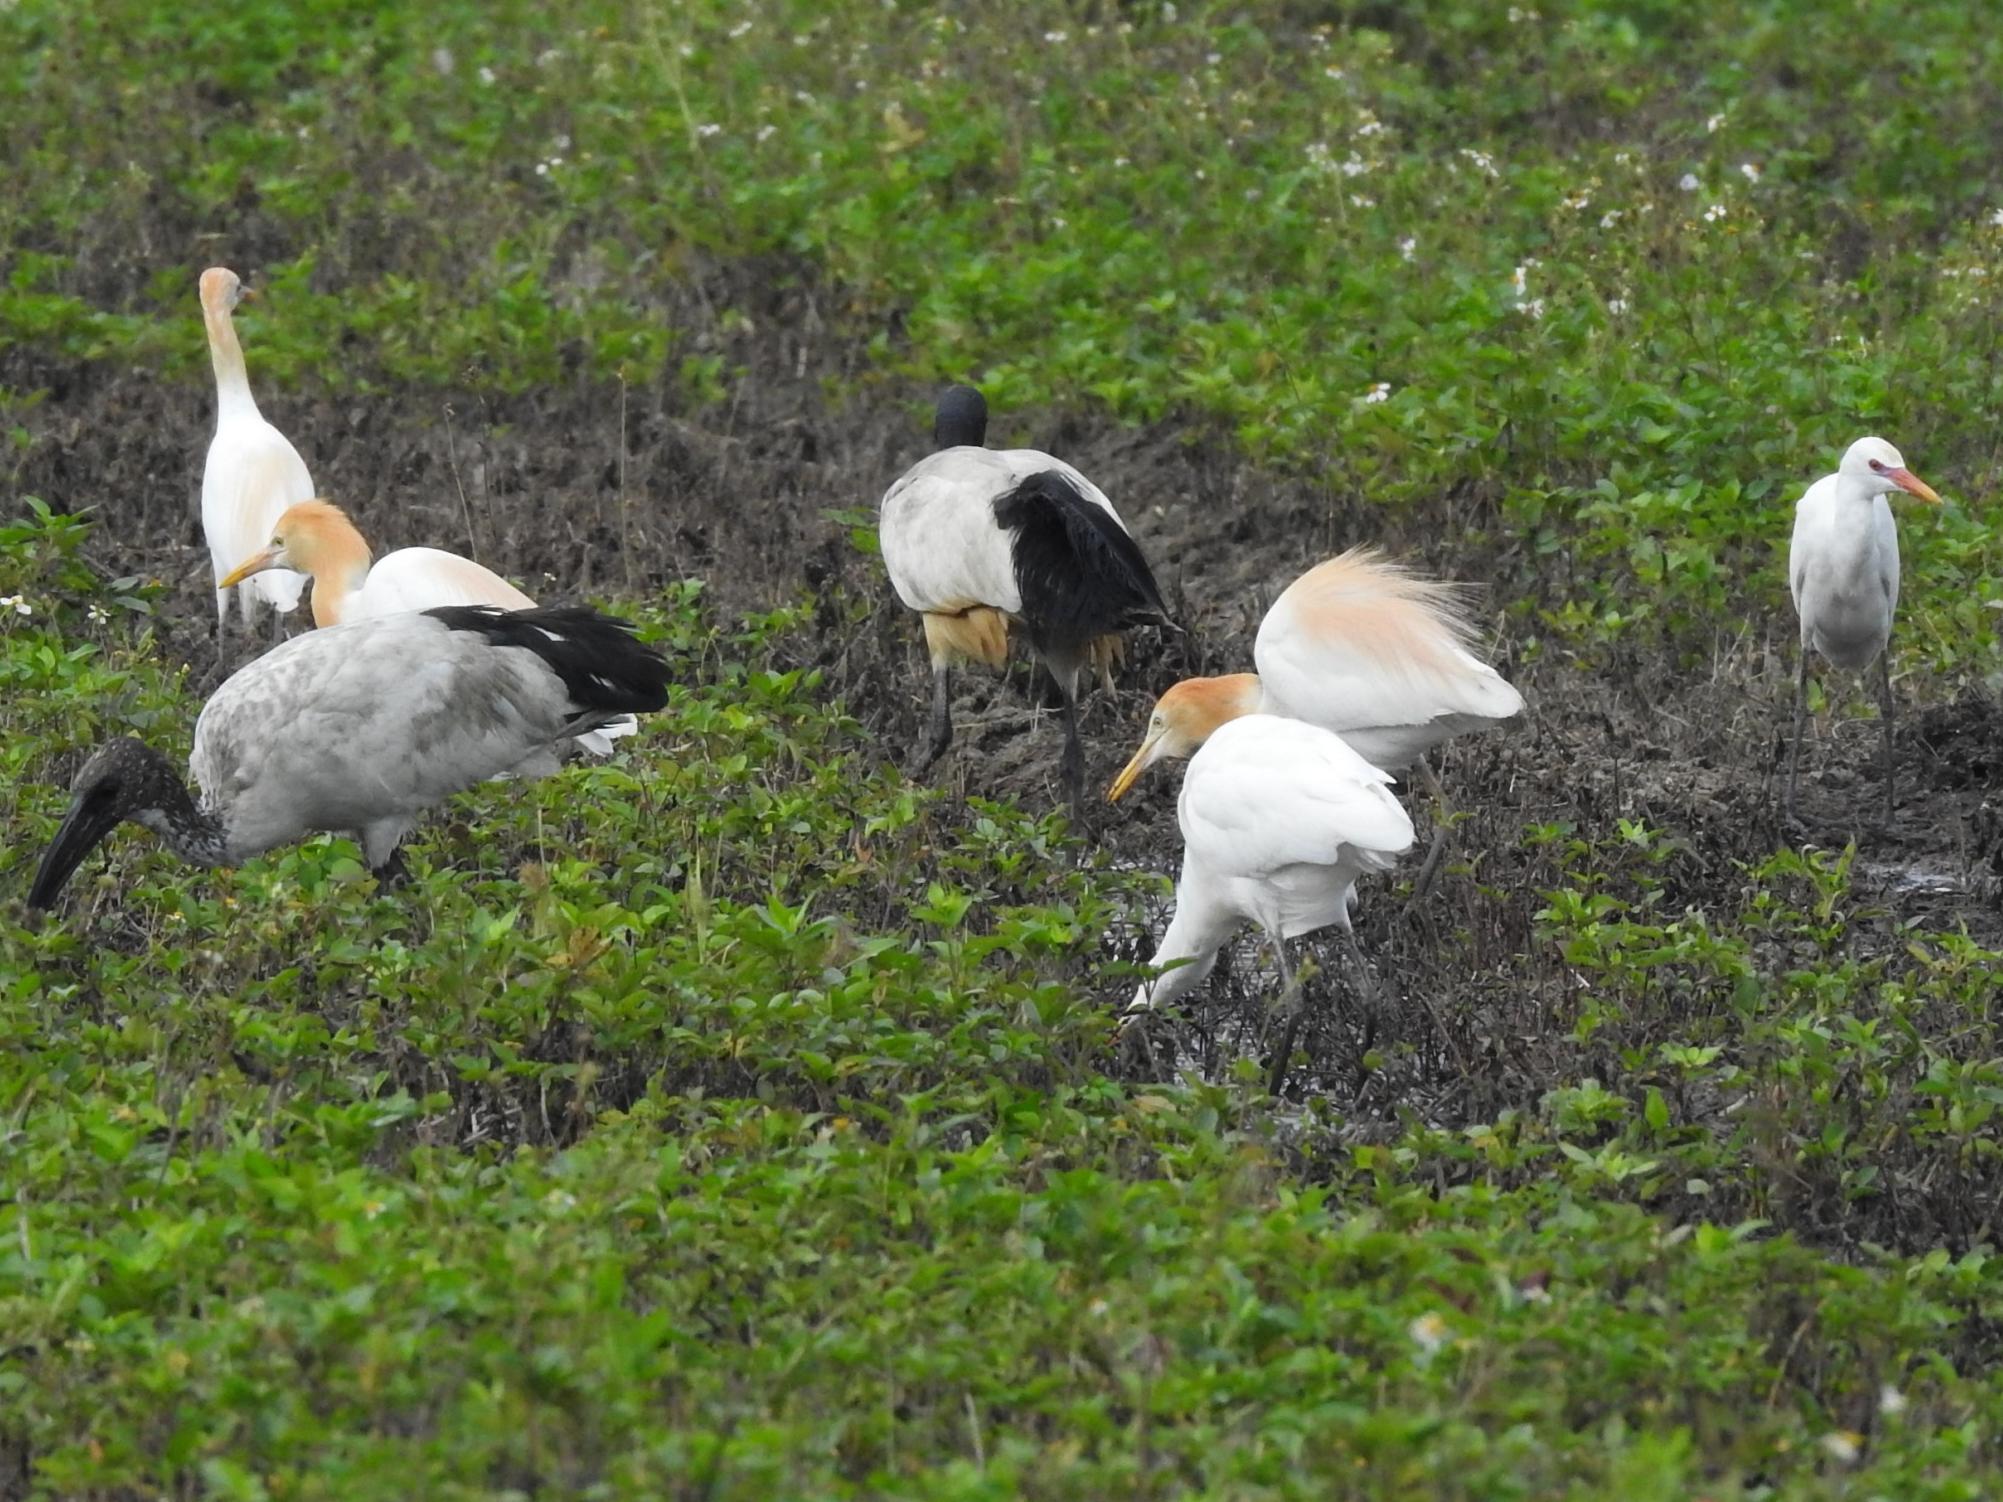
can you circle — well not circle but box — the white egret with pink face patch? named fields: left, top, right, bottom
left=1784, top=436, right=1941, bottom=825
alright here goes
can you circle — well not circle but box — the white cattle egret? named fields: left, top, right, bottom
left=27, top=605, right=668, bottom=911
left=216, top=499, right=636, bottom=757
left=1785, top=436, right=1941, bottom=824
left=879, top=384, right=1171, bottom=812
left=1108, top=547, right=1521, bottom=886
left=199, top=267, right=312, bottom=640
left=1126, top=714, right=1415, bottom=1088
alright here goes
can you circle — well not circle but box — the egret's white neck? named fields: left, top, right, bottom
left=1831, top=468, right=1887, bottom=512
left=203, top=303, right=261, bottom=423
left=1129, top=888, right=1238, bottom=1015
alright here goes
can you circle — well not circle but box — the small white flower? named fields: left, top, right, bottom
left=1608, top=297, right=1629, bottom=316
left=1562, top=190, right=1591, bottom=211
left=1349, top=194, right=1374, bottom=207
left=87, top=604, right=109, bottom=624
left=756, top=124, right=776, bottom=142
left=1510, top=262, right=1531, bottom=294
left=1679, top=172, right=1701, bottom=191
left=431, top=47, right=455, bottom=75
left=1409, top=1312, right=1448, bottom=1354
left=477, top=65, right=496, bottom=85
left=1398, top=236, right=1416, bottom=261
left=1354, top=114, right=1386, bottom=138
left=729, top=19, right=752, bottom=38
left=1599, top=209, right=1623, bottom=229
left=544, top=1190, right=578, bottom=1213
left=1704, top=203, right=1727, bottom=222
left=1521, top=297, right=1545, bottom=319
left=1043, top=29, right=1067, bottom=42
left=1818, top=1432, right=1862, bottom=1465
left=697, top=123, right=722, bottom=137
left=1459, top=147, right=1499, bottom=178
left=1360, top=382, right=1391, bottom=404
left=1705, top=112, right=1725, bottom=133
left=0, top=595, right=30, bottom=617
left=1113, top=155, right=1130, bottom=168
left=1324, top=65, right=1344, bottom=80
left=1739, top=161, right=1762, bottom=182
left=1205, top=51, right=1221, bottom=64
left=1614, top=150, right=1632, bottom=165
left=1341, top=154, right=1369, bottom=177
left=534, top=162, right=549, bottom=176
left=1879, top=1384, right=1908, bottom=1417
left=1990, top=208, right=2003, bottom=227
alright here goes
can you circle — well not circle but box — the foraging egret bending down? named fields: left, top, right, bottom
left=27, top=605, right=669, bottom=912
left=218, top=499, right=635, bottom=756
left=1785, top=436, right=1941, bottom=825
left=1107, top=547, right=1521, bottom=888
left=198, top=267, right=312, bottom=642
left=1127, top=714, right=1415, bottom=1088
left=879, top=384, right=1171, bottom=812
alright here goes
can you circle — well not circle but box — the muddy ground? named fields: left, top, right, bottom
left=11, top=265, right=2003, bottom=1144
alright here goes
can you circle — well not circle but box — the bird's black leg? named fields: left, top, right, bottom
left=1404, top=758, right=1452, bottom=910
left=371, top=846, right=411, bottom=890
left=916, top=659, right=953, bottom=772
left=1057, top=682, right=1087, bottom=822
left=1876, top=648, right=1897, bottom=829
left=1784, top=646, right=1810, bottom=829
left=1264, top=935, right=1305, bottom=1096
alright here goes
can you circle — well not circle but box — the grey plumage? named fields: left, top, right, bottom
left=28, top=606, right=668, bottom=909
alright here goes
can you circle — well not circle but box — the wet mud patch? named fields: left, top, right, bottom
left=11, top=282, right=2003, bottom=1147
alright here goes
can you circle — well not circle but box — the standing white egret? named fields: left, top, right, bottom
left=1125, top=714, right=1415, bottom=1089
left=1785, top=436, right=1941, bottom=825
left=1108, top=547, right=1520, bottom=887
left=879, top=384, right=1171, bottom=813
left=198, top=267, right=312, bottom=641
left=27, top=605, right=668, bottom=911
left=216, top=500, right=636, bottom=758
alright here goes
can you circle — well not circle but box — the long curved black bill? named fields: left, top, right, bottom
left=28, top=795, right=119, bottom=910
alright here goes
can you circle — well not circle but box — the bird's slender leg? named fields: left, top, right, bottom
left=1264, top=933, right=1306, bottom=1097
left=1784, top=645, right=1811, bottom=828
left=1876, top=647, right=1897, bottom=829
left=917, top=657, right=954, bottom=771
left=1057, top=683, right=1087, bottom=822
left=1404, top=758, right=1453, bottom=909
left=1340, top=928, right=1383, bottom=1061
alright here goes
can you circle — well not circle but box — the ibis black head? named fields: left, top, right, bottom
left=28, top=738, right=185, bottom=910
left=933, top=385, right=988, bottom=450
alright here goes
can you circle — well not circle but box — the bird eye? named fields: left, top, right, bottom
left=1868, top=459, right=1887, bottom=473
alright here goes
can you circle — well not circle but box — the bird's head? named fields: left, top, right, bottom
left=1839, top=437, right=1941, bottom=504
left=199, top=266, right=249, bottom=315
left=1107, top=674, right=1261, bottom=801
left=933, top=385, right=989, bottom=449
left=219, top=499, right=370, bottom=588
left=28, top=738, right=180, bottom=909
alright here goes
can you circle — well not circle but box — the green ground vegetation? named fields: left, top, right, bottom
left=6, top=0, right=2003, bottom=1496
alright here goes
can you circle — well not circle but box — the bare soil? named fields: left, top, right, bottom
left=12, top=265, right=2003, bottom=1151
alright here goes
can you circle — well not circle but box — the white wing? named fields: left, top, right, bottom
left=348, top=548, right=538, bottom=619
left=1253, top=553, right=1522, bottom=768
left=203, top=417, right=312, bottom=616
left=1872, top=493, right=1901, bottom=620
left=1178, top=716, right=1414, bottom=884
